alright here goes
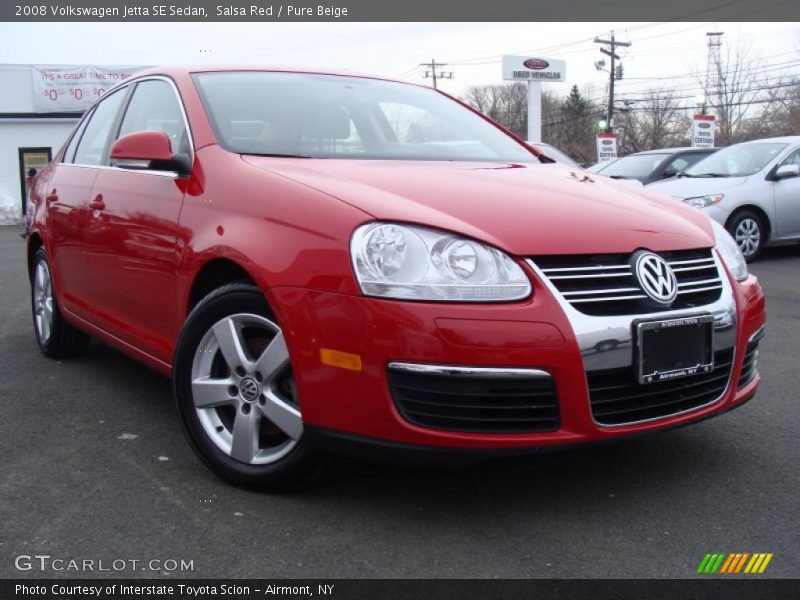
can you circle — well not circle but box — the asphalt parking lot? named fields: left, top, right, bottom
left=0, top=224, right=797, bottom=579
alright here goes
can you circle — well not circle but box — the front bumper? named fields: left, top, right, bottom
left=269, top=258, right=766, bottom=451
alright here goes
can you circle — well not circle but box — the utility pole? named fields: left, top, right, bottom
left=420, top=58, right=453, bottom=89
left=594, top=32, right=631, bottom=133
left=703, top=32, right=724, bottom=115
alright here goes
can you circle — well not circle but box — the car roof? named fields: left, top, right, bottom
left=731, top=136, right=800, bottom=144
left=131, top=65, right=407, bottom=85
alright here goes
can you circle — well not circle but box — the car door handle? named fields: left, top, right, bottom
left=46, top=190, right=58, bottom=202
left=89, top=195, right=106, bottom=211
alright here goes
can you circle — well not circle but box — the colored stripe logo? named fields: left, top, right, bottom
left=697, top=553, right=773, bottom=574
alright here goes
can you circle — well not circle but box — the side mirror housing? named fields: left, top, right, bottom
left=110, top=131, right=191, bottom=177
left=773, top=163, right=800, bottom=180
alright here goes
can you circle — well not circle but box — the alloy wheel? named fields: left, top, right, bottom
left=33, top=261, right=54, bottom=344
left=734, top=218, right=761, bottom=258
left=190, top=313, right=302, bottom=465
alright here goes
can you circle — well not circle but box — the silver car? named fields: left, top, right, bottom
left=648, top=136, right=800, bottom=260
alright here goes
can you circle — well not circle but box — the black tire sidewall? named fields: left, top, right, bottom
left=172, top=284, right=318, bottom=489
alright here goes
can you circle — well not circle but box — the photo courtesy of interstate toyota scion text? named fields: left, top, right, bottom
left=25, top=67, right=766, bottom=489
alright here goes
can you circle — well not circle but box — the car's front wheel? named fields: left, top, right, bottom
left=727, top=210, right=765, bottom=261
left=173, top=282, right=320, bottom=490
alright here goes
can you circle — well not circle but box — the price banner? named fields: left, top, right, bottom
left=692, top=114, right=716, bottom=148
left=596, top=133, right=618, bottom=163
left=31, top=65, right=142, bottom=112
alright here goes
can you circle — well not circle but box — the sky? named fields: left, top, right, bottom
left=0, top=21, right=798, bottom=105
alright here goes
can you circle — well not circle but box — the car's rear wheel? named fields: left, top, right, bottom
left=727, top=210, right=764, bottom=261
left=30, top=248, right=89, bottom=358
left=173, top=282, right=320, bottom=490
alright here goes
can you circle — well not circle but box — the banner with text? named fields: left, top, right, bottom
left=692, top=114, right=716, bottom=148
left=31, top=66, right=143, bottom=112
left=596, top=133, right=618, bottom=163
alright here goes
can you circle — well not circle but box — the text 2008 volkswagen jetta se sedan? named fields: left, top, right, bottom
left=27, top=67, right=766, bottom=489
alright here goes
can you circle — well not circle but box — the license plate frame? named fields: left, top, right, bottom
left=635, top=315, right=714, bottom=384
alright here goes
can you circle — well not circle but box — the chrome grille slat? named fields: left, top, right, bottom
left=530, top=249, right=723, bottom=316
left=542, top=264, right=632, bottom=273
left=545, top=272, right=633, bottom=280
left=677, top=285, right=723, bottom=295
left=667, top=257, right=715, bottom=266
left=570, top=294, right=648, bottom=303
left=562, top=287, right=641, bottom=297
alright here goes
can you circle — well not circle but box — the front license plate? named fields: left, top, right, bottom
left=636, top=315, right=714, bottom=384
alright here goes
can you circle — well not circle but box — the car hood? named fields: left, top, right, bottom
left=647, top=175, right=749, bottom=199
left=243, top=156, right=714, bottom=256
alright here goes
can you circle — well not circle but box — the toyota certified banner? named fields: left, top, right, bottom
left=595, top=133, right=618, bottom=162
left=692, top=114, right=716, bottom=148
left=31, top=65, right=142, bottom=112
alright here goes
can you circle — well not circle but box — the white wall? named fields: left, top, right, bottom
left=0, top=119, right=77, bottom=224
left=0, top=65, right=39, bottom=112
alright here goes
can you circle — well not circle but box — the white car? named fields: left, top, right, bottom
left=648, top=136, right=800, bottom=260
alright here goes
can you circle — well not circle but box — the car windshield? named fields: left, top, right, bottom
left=193, top=71, right=538, bottom=162
left=531, top=143, right=581, bottom=169
left=596, top=153, right=668, bottom=180
left=684, top=142, right=788, bottom=177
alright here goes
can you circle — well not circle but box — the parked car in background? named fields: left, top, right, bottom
left=527, top=141, right=582, bottom=170
left=593, top=147, right=718, bottom=185
left=648, top=136, right=800, bottom=260
left=26, top=66, right=766, bottom=489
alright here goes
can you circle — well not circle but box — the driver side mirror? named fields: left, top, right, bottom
left=774, top=163, right=800, bottom=180
left=110, top=131, right=191, bottom=178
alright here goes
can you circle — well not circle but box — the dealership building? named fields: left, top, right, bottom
left=0, top=64, right=144, bottom=224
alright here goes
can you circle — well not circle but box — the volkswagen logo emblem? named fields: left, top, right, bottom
left=239, top=377, right=260, bottom=402
left=635, top=252, right=678, bottom=304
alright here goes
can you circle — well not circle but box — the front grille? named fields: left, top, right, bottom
left=738, top=339, right=760, bottom=390
left=587, top=349, right=733, bottom=426
left=387, top=366, right=559, bottom=433
left=531, top=248, right=723, bottom=316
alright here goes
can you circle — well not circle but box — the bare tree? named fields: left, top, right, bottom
left=707, top=43, right=762, bottom=145
left=617, top=88, right=691, bottom=153
left=544, top=85, right=597, bottom=165
left=462, top=83, right=530, bottom=138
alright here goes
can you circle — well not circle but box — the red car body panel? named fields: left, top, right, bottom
left=26, top=66, right=766, bottom=452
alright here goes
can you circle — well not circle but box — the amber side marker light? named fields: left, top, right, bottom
left=319, top=348, right=363, bottom=371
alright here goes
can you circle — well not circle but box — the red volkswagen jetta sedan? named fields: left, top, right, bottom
left=26, top=67, right=766, bottom=489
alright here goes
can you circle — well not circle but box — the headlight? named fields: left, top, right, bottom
left=684, top=194, right=723, bottom=209
left=350, top=222, right=532, bottom=302
left=711, top=219, right=748, bottom=281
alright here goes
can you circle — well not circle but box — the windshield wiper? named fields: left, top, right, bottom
left=686, top=172, right=730, bottom=178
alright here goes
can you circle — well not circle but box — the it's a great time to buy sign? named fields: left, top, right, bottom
left=31, top=65, right=143, bottom=112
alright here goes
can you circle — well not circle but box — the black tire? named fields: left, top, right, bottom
left=173, top=282, right=321, bottom=491
left=727, top=210, right=765, bottom=262
left=30, top=247, right=90, bottom=358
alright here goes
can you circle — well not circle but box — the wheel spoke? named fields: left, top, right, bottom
left=212, top=317, right=251, bottom=371
left=230, top=407, right=261, bottom=463
left=192, top=377, right=236, bottom=408
left=254, top=332, right=290, bottom=382
left=259, top=390, right=303, bottom=440
left=35, top=264, right=46, bottom=290
left=40, top=311, right=50, bottom=341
